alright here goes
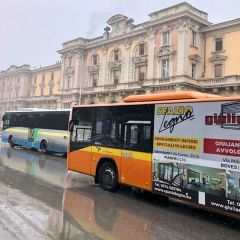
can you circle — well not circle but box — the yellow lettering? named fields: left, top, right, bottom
left=156, top=106, right=193, bottom=115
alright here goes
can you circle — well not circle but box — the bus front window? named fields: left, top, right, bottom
left=2, top=115, right=10, bottom=130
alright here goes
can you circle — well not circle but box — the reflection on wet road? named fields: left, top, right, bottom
left=0, top=142, right=239, bottom=240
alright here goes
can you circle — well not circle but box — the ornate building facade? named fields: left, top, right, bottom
left=0, top=63, right=61, bottom=120
left=1, top=2, right=240, bottom=120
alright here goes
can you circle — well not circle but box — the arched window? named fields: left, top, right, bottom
left=91, top=54, right=99, bottom=65
left=162, top=30, right=170, bottom=46
left=110, top=49, right=121, bottom=62
left=139, top=43, right=145, bottom=56
left=134, top=42, right=148, bottom=57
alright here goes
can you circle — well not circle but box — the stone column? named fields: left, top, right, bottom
left=60, top=55, right=66, bottom=92
left=76, top=50, right=85, bottom=105
left=147, top=28, right=156, bottom=80
left=123, top=39, right=131, bottom=83
left=177, top=19, right=190, bottom=75
left=100, top=47, right=107, bottom=85
left=20, top=71, right=31, bottom=98
left=73, top=53, right=80, bottom=89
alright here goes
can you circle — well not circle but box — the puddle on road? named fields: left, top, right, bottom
left=0, top=183, right=61, bottom=240
left=0, top=144, right=239, bottom=240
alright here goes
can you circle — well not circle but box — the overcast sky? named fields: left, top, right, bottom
left=1, top=0, right=240, bottom=71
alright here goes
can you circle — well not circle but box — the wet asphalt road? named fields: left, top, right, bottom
left=0, top=142, right=239, bottom=240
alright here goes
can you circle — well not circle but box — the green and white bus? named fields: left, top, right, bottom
left=1, top=109, right=70, bottom=154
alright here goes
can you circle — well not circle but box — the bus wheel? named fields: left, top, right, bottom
left=40, top=140, right=48, bottom=154
left=99, top=162, right=118, bottom=192
left=8, top=136, right=14, bottom=148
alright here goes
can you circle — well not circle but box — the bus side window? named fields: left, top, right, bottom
left=124, top=124, right=152, bottom=152
left=71, top=108, right=93, bottom=144
left=92, top=120, right=122, bottom=147
left=74, top=127, right=92, bottom=142
left=141, top=125, right=152, bottom=152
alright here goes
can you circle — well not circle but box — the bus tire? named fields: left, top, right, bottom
left=40, top=140, right=48, bottom=154
left=8, top=136, right=14, bottom=148
left=99, top=162, right=118, bottom=192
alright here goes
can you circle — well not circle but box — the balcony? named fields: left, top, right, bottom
left=197, top=75, right=240, bottom=88
left=133, top=55, right=148, bottom=65
left=158, top=45, right=176, bottom=57
left=81, top=75, right=240, bottom=97
left=128, top=80, right=144, bottom=88
left=104, top=84, right=117, bottom=90
left=109, top=61, right=122, bottom=69
left=83, top=86, right=95, bottom=92
left=88, top=65, right=100, bottom=72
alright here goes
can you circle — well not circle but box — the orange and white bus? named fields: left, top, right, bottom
left=67, top=91, right=240, bottom=217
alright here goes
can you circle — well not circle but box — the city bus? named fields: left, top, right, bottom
left=67, top=91, right=240, bottom=217
left=1, top=109, right=70, bottom=154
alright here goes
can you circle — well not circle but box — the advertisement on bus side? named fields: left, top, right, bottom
left=152, top=101, right=240, bottom=214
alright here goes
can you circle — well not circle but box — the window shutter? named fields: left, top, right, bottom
left=214, top=64, right=222, bottom=78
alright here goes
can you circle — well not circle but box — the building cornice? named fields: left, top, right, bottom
left=201, top=18, right=240, bottom=33
left=58, top=11, right=210, bottom=55
left=0, top=63, right=61, bottom=79
left=31, top=63, right=61, bottom=73
left=149, top=2, right=208, bottom=19
left=149, top=2, right=208, bottom=17
left=0, top=64, right=31, bottom=77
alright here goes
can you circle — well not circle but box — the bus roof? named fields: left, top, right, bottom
left=4, top=109, right=70, bottom=114
left=123, top=91, right=220, bottom=103
left=73, top=91, right=240, bottom=109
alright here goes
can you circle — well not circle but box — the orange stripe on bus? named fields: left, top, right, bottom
left=71, top=146, right=152, bottom=161
left=68, top=146, right=152, bottom=190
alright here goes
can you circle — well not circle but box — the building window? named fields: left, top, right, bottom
left=41, top=88, right=44, bottom=96
left=139, top=72, right=145, bottom=81
left=92, top=55, right=98, bottom=65
left=92, top=73, right=98, bottom=87
left=112, top=70, right=120, bottom=84
left=68, top=56, right=72, bottom=67
left=138, top=66, right=146, bottom=81
left=49, top=88, right=53, bottom=95
left=215, top=38, right=223, bottom=51
left=51, top=72, right=54, bottom=80
left=139, top=43, right=145, bottom=56
left=34, top=76, right=37, bottom=84
left=162, top=59, right=169, bottom=77
left=115, top=22, right=120, bottom=32
left=114, top=49, right=120, bottom=61
left=214, top=64, right=223, bottom=78
left=67, top=75, right=72, bottom=89
left=191, top=64, right=196, bottom=78
left=192, top=31, right=196, bottom=46
left=42, top=74, right=45, bottom=82
left=163, top=31, right=170, bottom=46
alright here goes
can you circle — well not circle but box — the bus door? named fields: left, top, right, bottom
left=68, top=124, right=92, bottom=174
left=27, top=128, right=39, bottom=148
left=68, top=108, right=94, bottom=174
left=121, top=121, right=153, bottom=190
